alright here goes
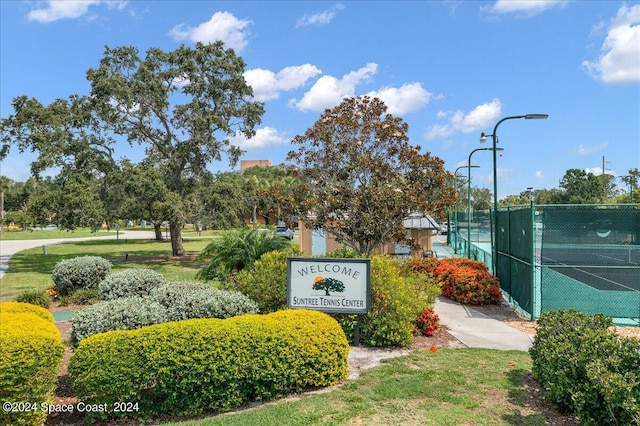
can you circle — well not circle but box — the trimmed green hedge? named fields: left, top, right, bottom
left=0, top=303, right=65, bottom=426
left=69, top=309, right=349, bottom=421
left=530, top=309, right=640, bottom=425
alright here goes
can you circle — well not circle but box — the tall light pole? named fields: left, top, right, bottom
left=480, top=114, right=548, bottom=273
left=454, top=165, right=478, bottom=254
left=467, top=147, right=503, bottom=259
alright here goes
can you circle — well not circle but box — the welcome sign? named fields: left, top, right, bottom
left=287, top=258, right=371, bottom=314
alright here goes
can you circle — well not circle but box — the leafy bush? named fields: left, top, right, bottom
left=415, top=308, right=440, bottom=337
left=0, top=303, right=64, bottom=426
left=51, top=255, right=112, bottom=296
left=359, top=256, right=429, bottom=347
left=66, top=287, right=100, bottom=305
left=433, top=257, right=501, bottom=305
left=69, top=310, right=349, bottom=422
left=231, top=250, right=292, bottom=313
left=70, top=297, right=168, bottom=346
left=198, top=227, right=293, bottom=281
left=99, top=268, right=166, bottom=300
left=16, top=289, right=51, bottom=308
left=529, top=309, right=640, bottom=425
left=150, top=280, right=259, bottom=321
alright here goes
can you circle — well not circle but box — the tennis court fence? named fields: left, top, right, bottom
left=452, top=204, right=639, bottom=326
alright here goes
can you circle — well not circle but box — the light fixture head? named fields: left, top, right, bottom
left=479, top=132, right=488, bottom=143
left=524, top=114, right=549, bottom=120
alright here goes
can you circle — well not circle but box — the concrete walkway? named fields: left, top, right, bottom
left=434, top=296, right=533, bottom=351
left=430, top=235, right=533, bottom=351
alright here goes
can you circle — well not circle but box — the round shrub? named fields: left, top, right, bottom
left=529, top=309, right=613, bottom=412
left=150, top=280, right=259, bottom=321
left=99, top=269, right=166, bottom=300
left=52, top=255, right=112, bottom=296
left=70, top=296, right=167, bottom=347
left=69, top=309, right=349, bottom=422
left=0, top=307, right=64, bottom=426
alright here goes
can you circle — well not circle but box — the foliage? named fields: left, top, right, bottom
left=415, top=308, right=440, bottom=337
left=99, top=268, right=167, bottom=300
left=0, top=304, right=64, bottom=426
left=51, top=255, right=112, bottom=296
left=68, top=310, right=349, bottom=422
left=149, top=280, right=259, bottom=322
left=69, top=296, right=168, bottom=347
left=359, top=256, right=431, bottom=347
left=87, top=42, right=264, bottom=255
left=15, top=289, right=51, bottom=308
left=287, top=96, right=454, bottom=255
left=65, top=287, right=100, bottom=306
left=529, top=309, right=639, bottom=425
left=433, top=257, right=501, bottom=305
left=230, top=250, right=294, bottom=313
left=198, top=227, right=292, bottom=281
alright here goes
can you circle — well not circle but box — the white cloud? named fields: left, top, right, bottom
left=366, top=83, right=432, bottom=115
left=230, top=126, right=289, bottom=151
left=244, top=64, right=322, bottom=102
left=169, top=12, right=251, bottom=52
left=582, top=4, right=640, bottom=84
left=27, top=0, right=127, bottom=23
left=292, top=63, right=378, bottom=112
left=486, top=1, right=571, bottom=17
left=296, top=4, right=345, bottom=28
left=576, top=141, right=609, bottom=156
left=535, top=171, right=544, bottom=179
left=424, top=99, right=503, bottom=140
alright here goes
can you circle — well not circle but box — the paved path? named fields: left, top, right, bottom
left=0, top=230, right=157, bottom=279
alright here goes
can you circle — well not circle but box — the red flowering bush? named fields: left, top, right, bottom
left=415, top=308, right=440, bottom=337
left=433, top=258, right=501, bottom=305
left=405, top=257, right=439, bottom=275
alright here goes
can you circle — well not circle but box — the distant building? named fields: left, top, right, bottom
left=240, top=159, right=272, bottom=170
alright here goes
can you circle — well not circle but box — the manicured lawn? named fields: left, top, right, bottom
left=161, top=348, right=546, bottom=426
left=0, top=228, right=116, bottom=240
left=0, top=239, right=214, bottom=301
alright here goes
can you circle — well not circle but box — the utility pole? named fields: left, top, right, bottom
left=602, top=156, right=611, bottom=201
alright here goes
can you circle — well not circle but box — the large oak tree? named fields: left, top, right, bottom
left=87, top=41, right=264, bottom=255
left=287, top=96, right=455, bottom=255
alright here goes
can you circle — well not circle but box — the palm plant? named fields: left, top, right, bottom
left=197, top=227, right=292, bottom=281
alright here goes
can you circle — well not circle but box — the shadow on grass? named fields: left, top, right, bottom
left=8, top=239, right=201, bottom=275
left=502, top=369, right=551, bottom=426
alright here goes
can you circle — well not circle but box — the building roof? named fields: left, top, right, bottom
left=403, top=212, right=440, bottom=230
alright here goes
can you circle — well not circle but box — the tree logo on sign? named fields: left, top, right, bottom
left=312, top=276, right=345, bottom=296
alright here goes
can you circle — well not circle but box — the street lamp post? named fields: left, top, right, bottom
left=467, top=147, right=503, bottom=259
left=454, top=165, right=478, bottom=254
left=480, top=114, right=548, bottom=274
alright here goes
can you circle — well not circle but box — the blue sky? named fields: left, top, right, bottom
left=1, top=1, right=639, bottom=199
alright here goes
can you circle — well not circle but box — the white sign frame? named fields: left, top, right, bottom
left=287, top=257, right=371, bottom=314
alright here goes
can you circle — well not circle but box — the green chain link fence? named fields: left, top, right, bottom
left=453, top=204, right=639, bottom=326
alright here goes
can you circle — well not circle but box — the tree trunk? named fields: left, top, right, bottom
left=153, top=223, right=163, bottom=241
left=170, top=222, right=185, bottom=256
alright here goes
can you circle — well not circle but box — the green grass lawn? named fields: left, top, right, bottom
left=0, top=228, right=117, bottom=240
left=161, top=348, right=546, bottom=426
left=0, top=239, right=214, bottom=301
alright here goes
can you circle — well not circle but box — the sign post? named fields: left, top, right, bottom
left=287, top=258, right=371, bottom=345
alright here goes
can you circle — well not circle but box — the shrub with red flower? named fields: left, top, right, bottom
left=433, top=258, right=501, bottom=305
left=415, top=308, right=440, bottom=336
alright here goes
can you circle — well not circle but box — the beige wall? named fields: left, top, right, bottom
left=297, top=221, right=435, bottom=257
